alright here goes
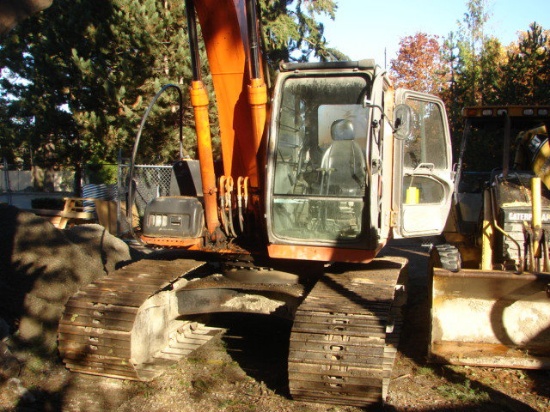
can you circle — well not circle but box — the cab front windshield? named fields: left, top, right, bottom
left=271, top=75, right=370, bottom=242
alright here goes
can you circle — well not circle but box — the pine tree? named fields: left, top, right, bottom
left=0, top=0, right=198, bottom=192
left=260, top=0, right=339, bottom=64
left=0, top=0, right=338, bottom=192
left=453, top=0, right=492, bottom=105
left=500, top=22, right=550, bottom=105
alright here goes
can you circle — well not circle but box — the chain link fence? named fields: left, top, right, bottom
left=117, top=164, right=174, bottom=233
left=0, top=163, right=74, bottom=192
left=1, top=161, right=175, bottom=236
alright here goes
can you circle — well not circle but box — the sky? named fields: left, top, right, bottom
left=318, top=0, right=550, bottom=69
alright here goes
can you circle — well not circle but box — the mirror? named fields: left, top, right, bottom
left=393, top=104, right=413, bottom=140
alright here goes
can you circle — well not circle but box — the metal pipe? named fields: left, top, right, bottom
left=502, top=113, right=511, bottom=179
left=532, top=177, right=542, bottom=270
left=455, top=119, right=471, bottom=197
left=185, top=0, right=224, bottom=243
left=237, top=176, right=244, bottom=233
left=225, top=176, right=237, bottom=237
left=247, top=78, right=267, bottom=170
left=245, top=0, right=267, bottom=187
left=245, top=0, right=261, bottom=79
left=184, top=0, right=201, bottom=81
left=219, top=176, right=228, bottom=234
left=481, top=188, right=493, bottom=270
left=243, top=177, right=249, bottom=207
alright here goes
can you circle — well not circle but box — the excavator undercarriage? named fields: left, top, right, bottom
left=288, top=258, right=407, bottom=406
left=59, top=254, right=407, bottom=406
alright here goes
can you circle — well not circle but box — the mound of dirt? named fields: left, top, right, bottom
left=0, top=205, right=138, bottom=352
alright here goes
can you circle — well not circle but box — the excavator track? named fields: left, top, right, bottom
left=288, top=257, right=407, bottom=407
left=58, top=258, right=223, bottom=381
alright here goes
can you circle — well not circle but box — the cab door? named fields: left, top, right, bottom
left=392, top=89, right=453, bottom=238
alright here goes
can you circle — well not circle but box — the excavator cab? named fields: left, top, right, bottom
left=268, top=72, right=369, bottom=244
left=266, top=62, right=454, bottom=262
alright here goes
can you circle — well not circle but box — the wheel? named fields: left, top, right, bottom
left=431, top=244, right=462, bottom=272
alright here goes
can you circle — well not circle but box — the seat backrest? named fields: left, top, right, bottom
left=319, top=119, right=366, bottom=195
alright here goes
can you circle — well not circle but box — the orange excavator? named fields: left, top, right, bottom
left=57, top=0, right=454, bottom=406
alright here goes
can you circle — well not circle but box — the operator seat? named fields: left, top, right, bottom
left=319, top=119, right=366, bottom=195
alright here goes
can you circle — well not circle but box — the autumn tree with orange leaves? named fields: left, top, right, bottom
left=389, top=32, right=449, bottom=95
left=389, top=0, right=550, bottom=166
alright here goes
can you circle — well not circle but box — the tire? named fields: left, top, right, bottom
left=431, top=244, right=462, bottom=272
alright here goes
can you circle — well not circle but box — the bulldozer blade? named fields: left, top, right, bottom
left=430, top=267, right=550, bottom=369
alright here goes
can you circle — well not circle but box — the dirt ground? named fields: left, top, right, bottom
left=1, top=232, right=550, bottom=411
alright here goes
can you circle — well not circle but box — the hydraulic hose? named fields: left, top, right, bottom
left=127, top=84, right=184, bottom=242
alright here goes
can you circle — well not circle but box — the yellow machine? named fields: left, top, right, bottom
left=430, top=106, right=550, bottom=368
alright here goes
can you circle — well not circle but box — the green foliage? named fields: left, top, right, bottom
left=0, top=0, right=338, bottom=172
left=436, top=379, right=490, bottom=403
left=0, top=0, right=192, bottom=169
left=390, top=0, right=550, bottom=170
left=448, top=0, right=495, bottom=106
left=500, top=22, right=550, bottom=105
left=86, top=160, right=118, bottom=185
left=448, top=7, right=550, bottom=108
left=259, top=0, right=339, bottom=65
